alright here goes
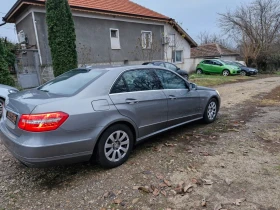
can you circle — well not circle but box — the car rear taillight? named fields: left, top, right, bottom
left=18, top=112, right=69, bottom=132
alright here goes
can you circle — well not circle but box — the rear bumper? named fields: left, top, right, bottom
left=0, top=120, right=102, bottom=167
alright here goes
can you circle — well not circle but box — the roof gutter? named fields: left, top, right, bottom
left=0, top=21, right=7, bottom=27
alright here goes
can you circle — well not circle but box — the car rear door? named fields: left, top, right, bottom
left=109, top=69, right=168, bottom=139
left=200, top=60, right=212, bottom=73
left=154, top=69, right=201, bottom=127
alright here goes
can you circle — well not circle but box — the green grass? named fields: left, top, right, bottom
left=189, top=74, right=256, bottom=87
left=275, top=71, right=280, bottom=75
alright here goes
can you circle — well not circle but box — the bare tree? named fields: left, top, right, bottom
left=218, top=0, right=280, bottom=68
left=131, top=34, right=162, bottom=61
left=197, top=31, right=236, bottom=50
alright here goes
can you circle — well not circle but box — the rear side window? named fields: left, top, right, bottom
left=38, top=69, right=105, bottom=96
left=122, top=69, right=162, bottom=92
left=111, top=77, right=128, bottom=94
left=155, top=69, right=187, bottom=90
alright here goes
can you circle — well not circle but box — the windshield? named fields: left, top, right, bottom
left=38, top=69, right=106, bottom=96
left=221, top=60, right=244, bottom=67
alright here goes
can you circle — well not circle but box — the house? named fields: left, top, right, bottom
left=2, top=0, right=197, bottom=84
left=191, top=43, right=239, bottom=60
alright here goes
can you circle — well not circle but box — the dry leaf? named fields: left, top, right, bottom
left=133, top=186, right=140, bottom=190
left=116, top=190, right=123, bottom=195
left=161, top=190, right=167, bottom=197
left=177, top=168, right=184, bottom=172
left=235, top=198, right=246, bottom=206
left=132, top=198, right=139, bottom=204
left=159, top=183, right=168, bottom=188
left=183, top=184, right=193, bottom=193
left=225, top=178, right=232, bottom=186
left=156, top=174, right=164, bottom=180
left=113, top=199, right=122, bottom=204
left=164, top=179, right=172, bottom=187
left=203, top=179, right=213, bottom=185
left=201, top=198, right=207, bottom=207
left=153, top=188, right=160, bottom=196
left=165, top=143, right=175, bottom=147
left=214, top=203, right=222, bottom=210
left=138, top=186, right=150, bottom=193
left=174, top=186, right=183, bottom=194
left=150, top=185, right=156, bottom=191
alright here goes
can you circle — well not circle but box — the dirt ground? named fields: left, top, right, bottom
left=0, top=76, right=280, bottom=210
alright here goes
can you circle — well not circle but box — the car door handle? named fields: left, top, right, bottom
left=125, top=99, right=139, bottom=104
left=169, top=95, right=177, bottom=100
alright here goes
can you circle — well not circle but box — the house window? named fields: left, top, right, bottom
left=174, top=50, right=183, bottom=63
left=110, top=28, right=120, bottom=49
left=141, top=31, right=152, bottom=49
left=169, top=34, right=175, bottom=47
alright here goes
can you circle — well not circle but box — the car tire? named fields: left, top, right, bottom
left=222, top=70, right=230, bottom=76
left=203, top=98, right=218, bottom=124
left=97, top=124, right=133, bottom=168
left=196, top=69, right=203, bottom=74
left=0, top=98, right=4, bottom=118
left=240, top=71, right=247, bottom=76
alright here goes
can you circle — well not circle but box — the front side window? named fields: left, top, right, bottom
left=155, top=69, right=187, bottom=90
left=212, top=60, right=222, bottom=66
left=141, top=31, right=152, bottom=49
left=165, top=63, right=178, bottom=71
left=175, top=50, right=183, bottom=63
left=122, top=69, right=161, bottom=92
left=38, top=69, right=105, bottom=96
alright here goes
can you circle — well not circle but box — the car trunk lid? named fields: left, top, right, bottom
left=3, top=89, right=67, bottom=136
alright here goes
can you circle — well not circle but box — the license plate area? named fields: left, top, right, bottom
left=6, top=111, right=18, bottom=125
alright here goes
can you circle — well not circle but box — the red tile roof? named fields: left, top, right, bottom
left=36, top=0, right=169, bottom=19
left=191, top=43, right=239, bottom=58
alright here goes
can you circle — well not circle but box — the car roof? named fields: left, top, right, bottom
left=87, top=65, right=168, bottom=73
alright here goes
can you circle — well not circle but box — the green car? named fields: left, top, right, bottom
left=196, top=59, right=241, bottom=76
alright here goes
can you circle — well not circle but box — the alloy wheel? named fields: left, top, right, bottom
left=207, top=101, right=217, bottom=120
left=197, top=69, right=202, bottom=74
left=0, top=101, right=3, bottom=117
left=104, top=131, right=130, bottom=162
left=223, top=70, right=230, bottom=76
left=240, top=71, right=246, bottom=76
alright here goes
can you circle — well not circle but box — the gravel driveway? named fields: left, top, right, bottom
left=1, top=76, right=280, bottom=210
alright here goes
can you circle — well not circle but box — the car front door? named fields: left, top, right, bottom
left=212, top=60, right=224, bottom=74
left=109, top=69, right=168, bottom=139
left=154, top=69, right=201, bottom=127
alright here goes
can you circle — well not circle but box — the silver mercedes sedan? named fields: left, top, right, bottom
left=0, top=66, right=220, bottom=168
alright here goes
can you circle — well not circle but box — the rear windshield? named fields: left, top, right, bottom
left=38, top=69, right=106, bottom=96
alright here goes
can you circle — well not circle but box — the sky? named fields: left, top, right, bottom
left=0, top=0, right=253, bottom=43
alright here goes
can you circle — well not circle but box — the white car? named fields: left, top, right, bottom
left=0, top=84, right=18, bottom=117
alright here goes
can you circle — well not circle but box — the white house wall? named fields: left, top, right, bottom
left=163, top=24, right=193, bottom=72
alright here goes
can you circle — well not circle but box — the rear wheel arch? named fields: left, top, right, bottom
left=92, top=120, right=137, bottom=155
left=92, top=121, right=136, bottom=167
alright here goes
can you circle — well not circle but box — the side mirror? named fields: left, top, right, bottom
left=177, top=67, right=181, bottom=70
left=190, top=83, right=197, bottom=90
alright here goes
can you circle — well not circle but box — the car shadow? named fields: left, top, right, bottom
left=10, top=119, right=215, bottom=190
